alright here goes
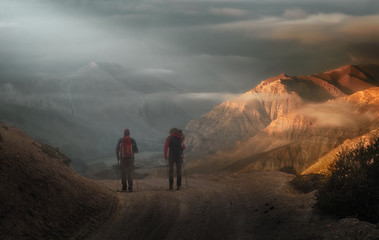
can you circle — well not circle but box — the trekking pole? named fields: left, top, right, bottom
left=116, top=159, right=120, bottom=192
left=135, top=178, right=139, bottom=190
left=182, top=156, right=189, bottom=187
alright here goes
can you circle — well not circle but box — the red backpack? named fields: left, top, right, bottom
left=120, top=136, right=133, bottom=158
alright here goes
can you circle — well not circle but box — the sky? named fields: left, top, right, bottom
left=1, top=0, right=379, bottom=92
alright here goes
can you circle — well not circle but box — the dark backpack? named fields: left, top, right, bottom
left=169, top=136, right=183, bottom=157
left=120, top=136, right=133, bottom=158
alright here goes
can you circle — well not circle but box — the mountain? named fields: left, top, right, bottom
left=0, top=122, right=118, bottom=239
left=0, top=61, right=224, bottom=173
left=184, top=64, right=379, bottom=174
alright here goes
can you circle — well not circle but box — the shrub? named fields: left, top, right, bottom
left=279, top=166, right=297, bottom=175
left=41, top=144, right=71, bottom=166
left=316, top=137, right=379, bottom=223
left=290, top=174, right=328, bottom=194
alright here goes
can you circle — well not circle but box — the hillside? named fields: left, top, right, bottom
left=0, top=122, right=118, bottom=239
left=302, top=87, right=379, bottom=175
left=185, top=64, right=379, bottom=173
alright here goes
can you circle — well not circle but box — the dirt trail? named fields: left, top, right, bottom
left=87, top=171, right=379, bottom=240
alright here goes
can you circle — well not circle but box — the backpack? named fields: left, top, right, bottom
left=169, top=136, right=183, bottom=157
left=120, top=136, right=133, bottom=158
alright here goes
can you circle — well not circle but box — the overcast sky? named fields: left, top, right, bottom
left=1, top=0, right=379, bottom=92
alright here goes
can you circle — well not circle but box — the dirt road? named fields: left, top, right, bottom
left=86, top=171, right=379, bottom=240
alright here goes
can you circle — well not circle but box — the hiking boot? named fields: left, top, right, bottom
left=128, top=188, right=133, bottom=192
left=169, top=186, right=173, bottom=191
left=177, top=186, right=180, bottom=191
left=121, top=188, right=126, bottom=192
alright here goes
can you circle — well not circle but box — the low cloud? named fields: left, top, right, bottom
left=282, top=8, right=308, bottom=19
left=140, top=68, right=176, bottom=75
left=212, top=12, right=379, bottom=44
left=298, top=101, right=367, bottom=127
left=210, top=8, right=249, bottom=17
left=174, top=92, right=241, bottom=102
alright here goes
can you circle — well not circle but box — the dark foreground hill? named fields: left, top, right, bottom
left=0, top=122, right=118, bottom=239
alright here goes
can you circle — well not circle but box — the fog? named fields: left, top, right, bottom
left=298, top=101, right=370, bottom=128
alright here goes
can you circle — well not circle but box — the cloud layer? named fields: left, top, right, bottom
left=1, top=0, right=378, bottom=91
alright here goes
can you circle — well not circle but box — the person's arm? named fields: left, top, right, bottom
left=132, top=138, right=138, bottom=153
left=116, top=138, right=122, bottom=161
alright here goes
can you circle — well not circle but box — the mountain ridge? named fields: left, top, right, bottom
left=185, top=64, right=379, bottom=174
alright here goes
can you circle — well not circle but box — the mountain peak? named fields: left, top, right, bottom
left=261, top=73, right=290, bottom=85
left=88, top=60, right=99, bottom=69
left=321, top=64, right=365, bottom=78
left=71, top=61, right=124, bottom=78
left=314, top=64, right=379, bottom=94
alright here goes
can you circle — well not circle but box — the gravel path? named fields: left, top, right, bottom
left=86, top=171, right=379, bottom=240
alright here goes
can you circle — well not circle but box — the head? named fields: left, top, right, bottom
left=169, top=128, right=178, bottom=136
left=178, top=130, right=185, bottom=140
left=124, top=129, right=130, bottom=136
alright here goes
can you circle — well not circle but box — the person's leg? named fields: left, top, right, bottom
left=126, top=157, right=134, bottom=192
left=176, top=157, right=182, bottom=190
left=120, top=158, right=127, bottom=191
left=169, top=158, right=174, bottom=190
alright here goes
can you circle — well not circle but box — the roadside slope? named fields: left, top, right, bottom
left=0, top=122, right=118, bottom=239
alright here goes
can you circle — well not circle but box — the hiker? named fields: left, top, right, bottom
left=164, top=128, right=184, bottom=191
left=116, top=129, right=138, bottom=192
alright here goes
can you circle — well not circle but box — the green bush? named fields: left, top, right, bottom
left=316, top=137, right=379, bottom=223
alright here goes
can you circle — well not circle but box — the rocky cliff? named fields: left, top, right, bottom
left=185, top=64, right=379, bottom=173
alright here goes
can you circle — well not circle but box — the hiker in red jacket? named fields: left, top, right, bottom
left=164, top=128, right=185, bottom=191
left=116, top=129, right=138, bottom=192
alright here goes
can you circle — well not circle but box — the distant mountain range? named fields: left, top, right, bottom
left=2, top=62, right=379, bottom=175
left=185, top=64, right=379, bottom=174
left=0, top=61, right=223, bottom=172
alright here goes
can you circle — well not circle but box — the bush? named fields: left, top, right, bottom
left=290, top=174, right=328, bottom=194
left=41, top=144, right=71, bottom=166
left=279, top=166, right=297, bottom=175
left=316, top=137, right=379, bottom=223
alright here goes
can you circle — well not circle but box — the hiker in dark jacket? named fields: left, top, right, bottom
left=164, top=128, right=184, bottom=191
left=116, top=129, right=138, bottom=192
